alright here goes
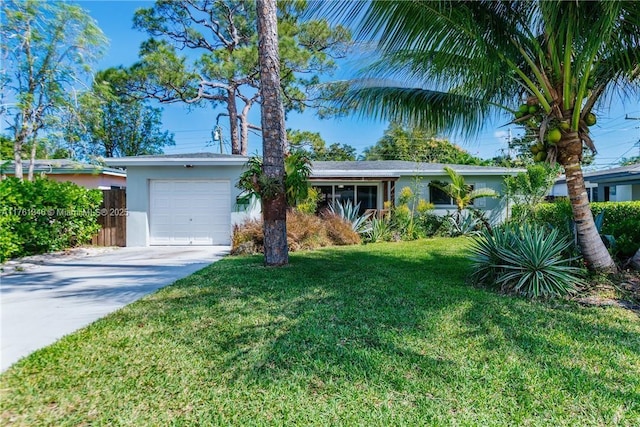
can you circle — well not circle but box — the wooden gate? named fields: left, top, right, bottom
left=92, top=189, right=126, bottom=247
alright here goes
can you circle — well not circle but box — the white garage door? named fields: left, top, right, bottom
left=149, top=180, right=231, bottom=245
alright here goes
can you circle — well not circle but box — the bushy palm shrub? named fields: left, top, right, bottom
left=470, top=224, right=584, bottom=298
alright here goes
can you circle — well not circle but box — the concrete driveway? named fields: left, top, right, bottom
left=0, top=246, right=228, bottom=372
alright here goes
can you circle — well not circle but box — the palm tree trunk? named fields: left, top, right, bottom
left=558, top=133, right=616, bottom=272
left=257, top=0, right=288, bottom=266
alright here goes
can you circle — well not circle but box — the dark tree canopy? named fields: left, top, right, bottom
left=131, top=0, right=351, bottom=155
left=68, top=67, right=175, bottom=159
left=363, top=123, right=488, bottom=165
left=0, top=0, right=106, bottom=179
left=287, top=129, right=356, bottom=161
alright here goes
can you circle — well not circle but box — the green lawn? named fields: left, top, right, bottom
left=1, top=238, right=639, bottom=426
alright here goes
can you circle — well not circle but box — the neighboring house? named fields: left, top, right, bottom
left=106, top=153, right=522, bottom=247
left=550, top=164, right=640, bottom=202
left=1, top=159, right=126, bottom=189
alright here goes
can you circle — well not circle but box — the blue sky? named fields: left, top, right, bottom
left=80, top=0, right=639, bottom=169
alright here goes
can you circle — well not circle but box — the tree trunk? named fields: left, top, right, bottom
left=13, top=135, right=23, bottom=180
left=227, top=87, right=241, bottom=155
left=257, top=0, right=288, bottom=266
left=557, top=132, right=617, bottom=272
left=27, top=137, right=37, bottom=181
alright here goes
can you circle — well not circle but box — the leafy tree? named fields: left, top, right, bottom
left=329, top=1, right=640, bottom=271
left=287, top=130, right=357, bottom=161
left=132, top=0, right=351, bottom=155
left=69, top=67, right=175, bottom=159
left=0, top=0, right=106, bottom=180
left=362, top=123, right=488, bottom=165
left=619, top=155, right=640, bottom=166
left=257, top=0, right=288, bottom=266
left=503, top=164, right=559, bottom=221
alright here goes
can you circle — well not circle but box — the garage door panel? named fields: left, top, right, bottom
left=149, top=180, right=231, bottom=246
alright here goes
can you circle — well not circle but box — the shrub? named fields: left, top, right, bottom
left=328, top=199, right=372, bottom=234
left=295, top=186, right=321, bottom=214
left=231, top=210, right=360, bottom=255
left=0, top=177, right=102, bottom=261
left=320, top=212, right=361, bottom=246
left=530, top=200, right=640, bottom=256
left=470, top=224, right=584, bottom=298
left=363, top=216, right=393, bottom=243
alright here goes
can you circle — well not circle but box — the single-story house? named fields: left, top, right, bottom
left=105, top=153, right=523, bottom=247
left=549, top=164, right=640, bottom=202
left=1, top=159, right=126, bottom=190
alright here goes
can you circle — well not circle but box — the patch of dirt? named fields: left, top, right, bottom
left=574, top=269, right=640, bottom=314
left=0, top=246, right=119, bottom=276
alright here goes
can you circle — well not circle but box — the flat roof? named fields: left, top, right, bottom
left=104, top=153, right=249, bottom=167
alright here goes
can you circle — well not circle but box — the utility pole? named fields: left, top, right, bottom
left=626, top=115, right=640, bottom=156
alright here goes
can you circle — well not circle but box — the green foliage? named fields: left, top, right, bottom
left=284, top=151, right=312, bottom=206
left=504, top=164, right=558, bottom=222
left=470, top=224, right=584, bottom=298
left=0, top=177, right=102, bottom=261
left=364, top=216, right=393, bottom=243
left=530, top=201, right=640, bottom=256
left=619, top=156, right=640, bottom=166
left=2, top=239, right=639, bottom=425
left=295, top=186, right=321, bottom=214
left=1, top=0, right=106, bottom=172
left=362, top=123, right=489, bottom=164
left=68, top=67, right=175, bottom=159
left=287, top=130, right=356, bottom=161
left=132, top=0, right=352, bottom=154
left=237, top=153, right=312, bottom=206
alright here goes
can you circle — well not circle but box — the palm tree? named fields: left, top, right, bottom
left=433, top=166, right=498, bottom=217
left=327, top=1, right=639, bottom=271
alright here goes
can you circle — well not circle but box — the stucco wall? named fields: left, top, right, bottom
left=125, top=164, right=256, bottom=247
left=395, top=174, right=507, bottom=221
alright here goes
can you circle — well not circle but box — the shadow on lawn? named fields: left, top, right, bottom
left=136, top=243, right=639, bottom=409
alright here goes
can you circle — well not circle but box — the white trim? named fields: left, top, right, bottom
left=105, top=157, right=249, bottom=167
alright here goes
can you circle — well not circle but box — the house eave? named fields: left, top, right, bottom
left=104, top=157, right=250, bottom=167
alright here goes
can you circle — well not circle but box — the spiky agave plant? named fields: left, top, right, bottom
left=328, top=199, right=373, bottom=234
left=470, top=224, right=584, bottom=298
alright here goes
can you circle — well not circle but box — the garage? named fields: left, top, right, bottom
left=103, top=153, right=258, bottom=247
left=149, top=179, right=231, bottom=245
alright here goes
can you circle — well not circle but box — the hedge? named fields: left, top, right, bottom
left=0, top=177, right=103, bottom=262
left=530, top=200, right=640, bottom=256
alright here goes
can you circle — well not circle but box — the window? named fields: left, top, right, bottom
left=334, top=185, right=355, bottom=205
left=429, top=184, right=452, bottom=205
left=356, top=185, right=377, bottom=214
left=313, top=184, right=379, bottom=213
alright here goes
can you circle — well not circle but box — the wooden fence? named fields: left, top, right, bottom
left=92, top=188, right=126, bottom=247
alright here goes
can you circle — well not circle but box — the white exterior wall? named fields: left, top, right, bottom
left=125, top=165, right=258, bottom=247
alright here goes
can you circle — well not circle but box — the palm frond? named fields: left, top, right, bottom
left=342, top=83, right=490, bottom=138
